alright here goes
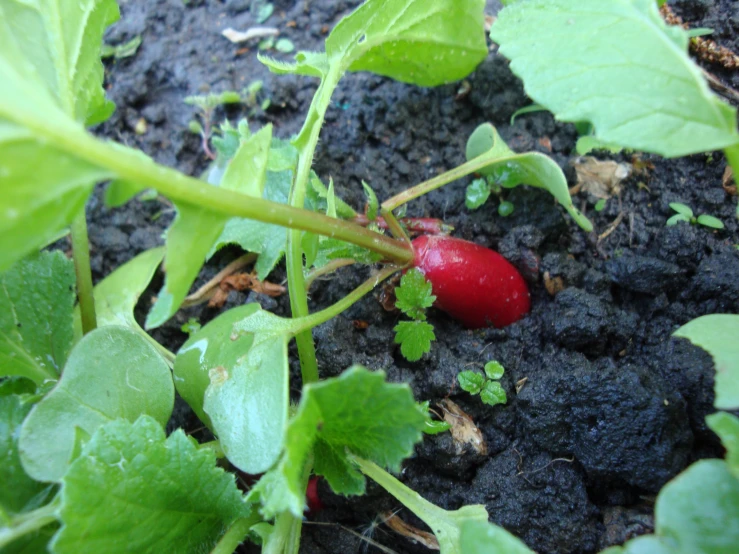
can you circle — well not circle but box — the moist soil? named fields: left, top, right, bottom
left=87, top=0, right=739, bottom=552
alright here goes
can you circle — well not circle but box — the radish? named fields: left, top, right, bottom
left=411, top=235, right=530, bottom=329
left=306, top=476, right=323, bottom=514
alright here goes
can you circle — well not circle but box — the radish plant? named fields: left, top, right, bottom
left=1, top=0, right=738, bottom=552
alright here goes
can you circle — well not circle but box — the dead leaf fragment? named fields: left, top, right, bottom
left=208, top=272, right=286, bottom=308
left=439, top=399, right=487, bottom=456
left=572, top=156, right=631, bottom=199
left=543, top=271, right=565, bottom=296
left=222, top=27, right=279, bottom=44
left=381, top=511, right=439, bottom=551
left=723, top=166, right=737, bottom=196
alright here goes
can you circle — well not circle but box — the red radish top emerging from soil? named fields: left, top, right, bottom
left=411, top=235, right=530, bottom=329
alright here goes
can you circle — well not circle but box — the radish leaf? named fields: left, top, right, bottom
left=395, top=269, right=435, bottom=320
left=1, top=252, right=75, bottom=385
left=491, top=0, right=739, bottom=157
left=706, top=413, right=739, bottom=478
left=394, top=321, right=435, bottom=362
left=53, top=416, right=254, bottom=553
left=460, top=519, right=534, bottom=553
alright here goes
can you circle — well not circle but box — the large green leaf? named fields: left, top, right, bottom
left=490, top=0, right=739, bottom=157
left=262, top=0, right=488, bottom=87
left=673, top=314, right=739, bottom=410
left=18, top=326, right=174, bottom=482
left=52, top=416, right=254, bottom=554
left=459, top=520, right=534, bottom=554
left=465, top=123, right=592, bottom=231
left=174, top=304, right=289, bottom=474
left=0, top=251, right=75, bottom=384
left=0, top=0, right=118, bottom=271
left=220, top=124, right=272, bottom=198
left=0, top=393, right=47, bottom=515
left=247, top=366, right=426, bottom=517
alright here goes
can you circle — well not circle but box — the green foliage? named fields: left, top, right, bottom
left=53, top=416, right=254, bottom=554
left=465, top=123, right=592, bottom=231
left=19, top=326, right=173, bottom=482
left=1, top=252, right=75, bottom=384
left=174, top=304, right=289, bottom=474
left=247, top=367, right=426, bottom=517
left=459, top=519, right=535, bottom=553
left=101, top=35, right=142, bottom=60
left=674, top=315, right=739, bottom=410
left=395, top=269, right=436, bottom=320
left=362, top=181, right=379, bottom=221
left=497, top=200, right=514, bottom=217
left=465, top=178, right=491, bottom=210
left=394, top=321, right=436, bottom=362
left=418, top=401, right=451, bottom=435
left=706, top=413, right=739, bottom=477
left=491, top=0, right=739, bottom=157
left=458, top=361, right=507, bottom=407
left=666, top=202, right=724, bottom=229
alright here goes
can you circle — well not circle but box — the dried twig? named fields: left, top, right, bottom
left=181, top=253, right=256, bottom=308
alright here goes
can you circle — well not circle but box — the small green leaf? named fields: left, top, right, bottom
left=220, top=124, right=272, bottom=198
left=706, top=412, right=739, bottom=477
left=576, top=136, right=624, bottom=156
left=394, top=321, right=435, bottom=362
left=666, top=213, right=691, bottom=226
left=180, top=318, right=201, bottom=336
left=696, top=214, right=724, bottom=229
left=466, top=123, right=592, bottom=231
left=480, top=381, right=507, bottom=407
left=312, top=238, right=382, bottom=269
left=460, top=519, right=535, bottom=553
left=174, top=304, right=289, bottom=474
left=395, top=268, right=436, bottom=320
left=497, top=200, right=514, bottom=217
left=484, top=361, right=505, bottom=380
left=1, top=251, right=75, bottom=384
left=594, top=198, right=607, bottom=212
left=208, top=169, right=292, bottom=280
left=674, top=314, right=739, bottom=410
left=258, top=51, right=329, bottom=78
left=307, top=173, right=357, bottom=218
left=362, top=181, right=379, bottom=221
left=18, top=326, right=174, bottom=482
left=52, top=416, right=253, bottom=554
left=491, top=0, right=739, bottom=157
left=146, top=203, right=228, bottom=328
left=510, top=103, right=547, bottom=125
left=248, top=367, right=426, bottom=517
left=465, top=179, right=491, bottom=210
left=0, top=394, right=47, bottom=515
left=670, top=202, right=694, bottom=218
left=275, top=38, right=295, bottom=53
left=418, top=401, right=451, bottom=435
left=457, top=371, right=485, bottom=395
left=100, top=35, right=142, bottom=60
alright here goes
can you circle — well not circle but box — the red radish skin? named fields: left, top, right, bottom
left=306, top=476, right=323, bottom=514
left=411, top=235, right=530, bottom=329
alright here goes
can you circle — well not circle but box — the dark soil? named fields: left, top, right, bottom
left=86, top=0, right=739, bottom=552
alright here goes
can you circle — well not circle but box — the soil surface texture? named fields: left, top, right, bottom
left=85, top=0, right=739, bottom=552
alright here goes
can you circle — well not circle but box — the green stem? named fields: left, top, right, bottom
left=287, top=64, right=345, bottom=386
left=305, top=258, right=356, bottom=291
left=0, top=503, right=58, bottom=549
left=382, top=153, right=503, bottom=213
left=724, top=144, right=739, bottom=218
left=70, top=210, right=97, bottom=335
left=210, top=515, right=261, bottom=554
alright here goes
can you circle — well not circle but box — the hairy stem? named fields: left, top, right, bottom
left=210, top=515, right=261, bottom=554
left=70, top=210, right=97, bottom=335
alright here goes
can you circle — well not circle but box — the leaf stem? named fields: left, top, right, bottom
left=724, top=143, right=739, bottom=217
left=210, top=514, right=261, bottom=554
left=70, top=210, right=97, bottom=335
left=382, top=153, right=501, bottom=213
left=305, top=258, right=356, bottom=291
left=0, top=502, right=58, bottom=549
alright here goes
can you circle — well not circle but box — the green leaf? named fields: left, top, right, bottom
left=490, top=0, right=739, bottom=157
left=395, top=268, right=436, bottom=320
left=362, top=181, right=379, bottom=221
left=394, top=320, right=435, bottom=362
left=258, top=51, right=329, bottom=78
left=418, top=402, right=452, bottom=435
left=312, top=238, right=382, bottom=269
left=576, top=136, right=624, bottom=156
left=696, top=214, right=724, bottom=229
left=594, top=198, right=607, bottom=212
left=18, top=326, right=174, bottom=482
left=101, top=35, right=142, bottom=60
left=248, top=366, right=426, bottom=517
left=75, top=247, right=164, bottom=344
left=327, top=0, right=488, bottom=87
left=670, top=202, right=694, bottom=218
left=465, top=178, right=492, bottom=210
left=459, top=519, right=535, bottom=553
left=208, top=169, right=292, bottom=280
left=666, top=213, right=691, bottom=226
left=457, top=371, right=485, bottom=395
left=306, top=172, right=357, bottom=218
left=0, top=394, right=47, bottom=515
left=673, top=314, right=739, bottom=410
left=465, top=123, right=593, bottom=231
left=706, top=412, right=739, bottom=477
left=52, top=416, right=253, bottom=554
left=480, top=381, right=507, bottom=407
left=1, top=251, right=75, bottom=385
left=174, top=304, right=289, bottom=474
left=145, top=203, right=227, bottom=328
left=484, top=361, right=505, bottom=380
left=221, top=124, right=272, bottom=198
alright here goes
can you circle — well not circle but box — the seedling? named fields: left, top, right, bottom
left=457, top=361, right=507, bottom=408
left=465, top=175, right=515, bottom=217
left=2, top=0, right=738, bottom=553
left=393, top=268, right=436, bottom=362
left=667, top=202, right=725, bottom=229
